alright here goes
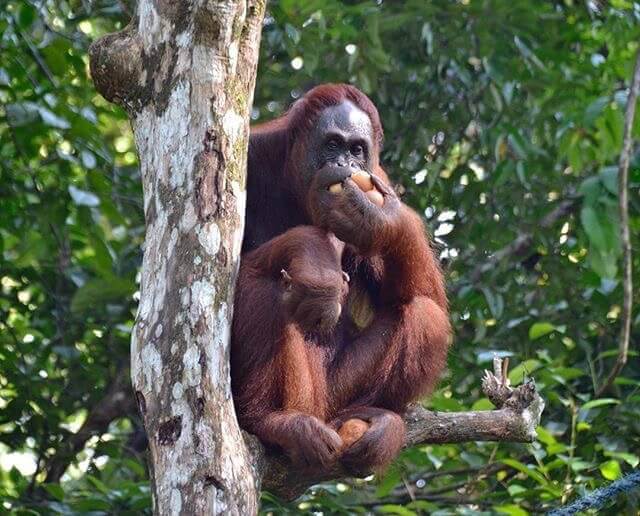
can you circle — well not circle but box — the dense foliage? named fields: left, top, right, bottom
left=1, top=1, right=639, bottom=514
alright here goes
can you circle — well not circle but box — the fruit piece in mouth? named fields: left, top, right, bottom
left=327, top=171, right=384, bottom=207
left=366, top=189, right=384, bottom=207
left=351, top=170, right=374, bottom=192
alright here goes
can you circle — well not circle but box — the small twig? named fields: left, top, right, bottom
left=412, top=479, right=469, bottom=497
left=401, top=476, right=416, bottom=502
left=26, top=424, right=48, bottom=497
left=596, top=48, right=640, bottom=397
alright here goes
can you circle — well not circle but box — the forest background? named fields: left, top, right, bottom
left=1, top=0, right=639, bottom=513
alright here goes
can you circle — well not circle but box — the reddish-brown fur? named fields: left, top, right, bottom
left=231, top=84, right=451, bottom=474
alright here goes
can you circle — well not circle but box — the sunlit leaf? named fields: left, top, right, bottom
left=501, top=459, right=548, bottom=486
left=581, top=398, right=620, bottom=410
left=599, top=460, right=622, bottom=481
left=528, top=322, right=556, bottom=340
left=508, top=359, right=542, bottom=385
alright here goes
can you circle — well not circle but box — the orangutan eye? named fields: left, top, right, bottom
left=326, top=138, right=339, bottom=150
left=351, top=144, right=364, bottom=156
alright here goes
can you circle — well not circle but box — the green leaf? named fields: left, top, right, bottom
left=378, top=505, right=417, bottom=516
left=514, top=35, right=545, bottom=70
left=507, top=484, right=527, bottom=497
left=536, top=426, right=557, bottom=446
left=87, top=475, right=110, bottom=494
left=70, top=277, right=134, bottom=314
left=600, top=166, right=618, bottom=195
left=581, top=199, right=621, bottom=278
left=18, top=4, right=36, bottom=28
left=376, top=464, right=401, bottom=498
left=588, top=246, right=618, bottom=279
left=528, top=322, right=555, bottom=340
left=482, top=287, right=504, bottom=318
left=578, top=176, right=602, bottom=202
left=428, top=395, right=465, bottom=411
left=581, top=205, right=610, bottom=251
left=42, top=483, right=64, bottom=501
left=38, top=106, right=70, bottom=130
left=501, top=458, right=548, bottom=486
left=581, top=398, right=620, bottom=410
left=284, top=23, right=300, bottom=44
left=570, top=459, right=592, bottom=471
left=471, top=398, right=494, bottom=410
left=5, top=102, right=40, bottom=126
left=599, top=460, right=622, bottom=480
left=509, top=359, right=542, bottom=385
left=604, top=451, right=640, bottom=468
left=71, top=498, right=112, bottom=511
left=597, top=105, right=624, bottom=158
left=550, top=367, right=585, bottom=381
left=584, top=96, right=609, bottom=125
left=496, top=504, right=529, bottom=516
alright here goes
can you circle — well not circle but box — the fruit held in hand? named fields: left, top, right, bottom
left=338, top=418, right=369, bottom=448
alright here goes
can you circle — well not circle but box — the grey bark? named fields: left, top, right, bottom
left=89, top=1, right=266, bottom=514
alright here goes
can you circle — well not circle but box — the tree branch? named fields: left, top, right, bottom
left=255, top=357, right=544, bottom=500
left=596, top=48, right=640, bottom=397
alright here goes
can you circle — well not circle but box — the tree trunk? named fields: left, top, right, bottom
left=89, top=2, right=266, bottom=514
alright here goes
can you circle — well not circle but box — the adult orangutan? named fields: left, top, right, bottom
left=230, top=84, right=451, bottom=475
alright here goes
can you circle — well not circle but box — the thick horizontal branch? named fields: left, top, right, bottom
left=404, top=402, right=541, bottom=445
left=255, top=357, right=545, bottom=500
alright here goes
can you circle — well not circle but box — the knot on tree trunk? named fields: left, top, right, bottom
left=89, top=24, right=143, bottom=110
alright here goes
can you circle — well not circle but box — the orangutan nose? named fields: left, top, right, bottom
left=335, top=155, right=348, bottom=167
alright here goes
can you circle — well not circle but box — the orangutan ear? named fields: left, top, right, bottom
left=280, top=269, right=293, bottom=291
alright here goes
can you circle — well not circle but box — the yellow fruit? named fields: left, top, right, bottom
left=366, top=189, right=384, bottom=207
left=351, top=170, right=374, bottom=192
left=338, top=418, right=369, bottom=448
